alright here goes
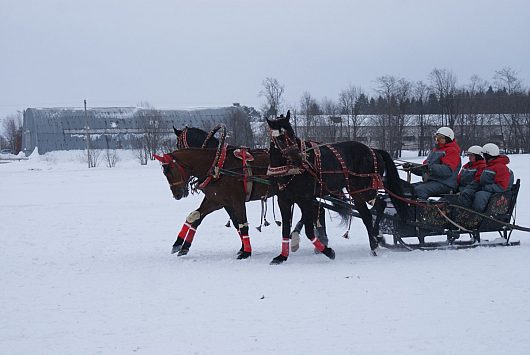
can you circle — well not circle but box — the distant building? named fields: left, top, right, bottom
left=22, top=105, right=248, bottom=154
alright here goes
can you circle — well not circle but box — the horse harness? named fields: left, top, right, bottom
left=268, top=133, right=384, bottom=198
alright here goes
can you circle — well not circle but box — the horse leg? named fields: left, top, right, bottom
left=354, top=197, right=379, bottom=256
left=290, top=218, right=303, bottom=252
left=234, top=203, right=252, bottom=259
left=300, top=199, right=335, bottom=260
left=224, top=207, right=244, bottom=256
left=372, top=196, right=387, bottom=244
left=172, top=198, right=222, bottom=256
left=270, top=196, right=294, bottom=265
left=314, top=204, right=328, bottom=246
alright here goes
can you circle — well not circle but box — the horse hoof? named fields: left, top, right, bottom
left=270, top=255, right=288, bottom=265
left=370, top=249, right=378, bottom=257
left=171, top=245, right=182, bottom=254
left=322, top=247, right=335, bottom=260
left=237, top=251, right=251, bottom=259
left=177, top=249, right=189, bottom=257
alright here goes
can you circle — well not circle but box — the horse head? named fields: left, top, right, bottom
left=154, top=152, right=190, bottom=200
left=266, top=111, right=303, bottom=165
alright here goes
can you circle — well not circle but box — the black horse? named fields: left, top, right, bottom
left=266, top=111, right=406, bottom=264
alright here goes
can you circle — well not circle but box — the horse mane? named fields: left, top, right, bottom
left=175, top=126, right=219, bottom=149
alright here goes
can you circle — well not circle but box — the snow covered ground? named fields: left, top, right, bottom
left=1, top=150, right=530, bottom=355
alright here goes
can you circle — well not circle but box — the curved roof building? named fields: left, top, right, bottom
left=22, top=105, right=249, bottom=154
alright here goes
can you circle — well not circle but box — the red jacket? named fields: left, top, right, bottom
left=457, top=159, right=486, bottom=185
left=423, top=140, right=461, bottom=188
left=424, top=140, right=461, bottom=172
left=481, top=155, right=512, bottom=191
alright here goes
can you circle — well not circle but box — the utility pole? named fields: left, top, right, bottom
left=84, top=99, right=91, bottom=168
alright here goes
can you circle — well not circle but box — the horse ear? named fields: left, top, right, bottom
left=286, top=110, right=290, bottom=119
left=173, top=126, right=181, bottom=136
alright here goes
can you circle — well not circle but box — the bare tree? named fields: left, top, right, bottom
left=299, top=91, right=320, bottom=140
left=137, top=108, right=168, bottom=159
left=494, top=67, right=523, bottom=95
left=338, top=85, right=364, bottom=140
left=132, top=136, right=149, bottom=165
left=2, top=113, right=23, bottom=154
left=259, top=77, right=285, bottom=119
left=494, top=67, right=526, bottom=152
left=104, top=135, right=119, bottom=168
left=225, top=109, right=254, bottom=147
left=414, top=81, right=430, bottom=156
left=0, top=134, right=7, bottom=150
left=320, top=97, right=340, bottom=142
left=429, top=68, right=458, bottom=127
left=373, top=76, right=412, bottom=157
left=458, top=75, right=490, bottom=151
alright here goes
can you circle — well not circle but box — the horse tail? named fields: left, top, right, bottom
left=329, top=198, right=354, bottom=225
left=376, top=149, right=407, bottom=218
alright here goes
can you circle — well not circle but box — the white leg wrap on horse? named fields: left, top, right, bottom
left=186, top=211, right=201, bottom=223
left=238, top=223, right=249, bottom=229
left=291, top=231, right=300, bottom=252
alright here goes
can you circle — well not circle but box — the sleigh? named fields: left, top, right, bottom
left=321, top=179, right=524, bottom=251
left=377, top=179, right=523, bottom=250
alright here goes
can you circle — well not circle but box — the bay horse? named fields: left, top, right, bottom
left=158, top=125, right=329, bottom=259
left=155, top=145, right=272, bottom=259
left=266, top=111, right=406, bottom=264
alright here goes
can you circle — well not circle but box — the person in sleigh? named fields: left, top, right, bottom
left=457, top=145, right=486, bottom=207
left=470, top=143, right=514, bottom=212
left=403, top=127, right=461, bottom=200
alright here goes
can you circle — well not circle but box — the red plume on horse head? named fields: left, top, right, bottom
left=153, top=153, right=174, bottom=164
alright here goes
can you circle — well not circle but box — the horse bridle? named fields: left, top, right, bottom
left=155, top=153, right=191, bottom=189
left=270, top=128, right=303, bottom=163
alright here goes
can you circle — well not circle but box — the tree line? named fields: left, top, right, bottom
left=2, top=67, right=528, bottom=161
left=258, top=68, right=530, bottom=157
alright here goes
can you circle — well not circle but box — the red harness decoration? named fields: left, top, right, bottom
left=233, top=148, right=263, bottom=201
left=370, top=148, right=384, bottom=190
left=198, top=144, right=228, bottom=189
left=237, top=147, right=254, bottom=200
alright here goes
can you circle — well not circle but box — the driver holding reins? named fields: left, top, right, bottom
left=404, top=127, right=462, bottom=200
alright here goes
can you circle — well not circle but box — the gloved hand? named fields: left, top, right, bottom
left=402, top=162, right=413, bottom=171
left=411, top=164, right=428, bottom=176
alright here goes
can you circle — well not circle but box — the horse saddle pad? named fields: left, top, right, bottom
left=233, top=149, right=254, bottom=161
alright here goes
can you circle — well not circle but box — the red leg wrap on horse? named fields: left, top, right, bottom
left=311, top=237, right=325, bottom=252
left=281, top=237, right=290, bottom=257
left=178, top=223, right=191, bottom=239
left=184, top=227, right=197, bottom=244
left=241, top=234, right=252, bottom=252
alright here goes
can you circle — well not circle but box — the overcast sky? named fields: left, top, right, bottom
left=1, top=0, right=529, bottom=119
